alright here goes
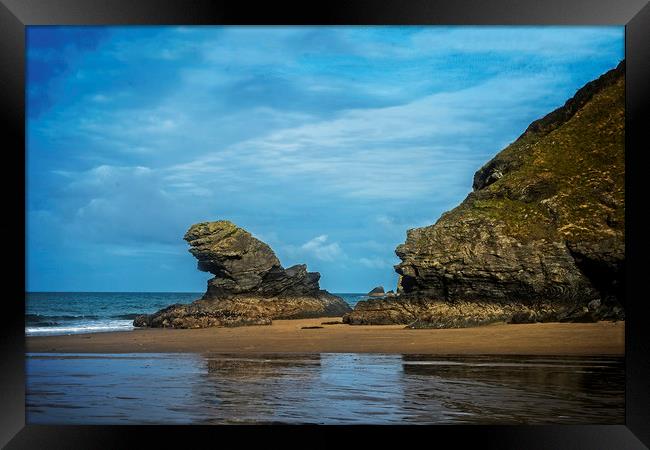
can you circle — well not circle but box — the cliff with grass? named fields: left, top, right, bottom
left=345, top=61, right=625, bottom=327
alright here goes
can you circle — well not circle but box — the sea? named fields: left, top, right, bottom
left=25, top=292, right=367, bottom=336
left=25, top=292, right=625, bottom=425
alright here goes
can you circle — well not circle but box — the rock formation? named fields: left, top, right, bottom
left=344, top=61, right=625, bottom=328
left=367, top=286, right=385, bottom=297
left=134, top=221, right=351, bottom=328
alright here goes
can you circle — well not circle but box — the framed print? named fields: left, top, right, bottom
left=2, top=0, right=649, bottom=448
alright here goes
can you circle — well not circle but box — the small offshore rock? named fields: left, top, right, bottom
left=367, top=286, right=385, bottom=297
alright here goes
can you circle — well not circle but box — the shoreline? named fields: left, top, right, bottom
left=26, top=317, right=625, bottom=355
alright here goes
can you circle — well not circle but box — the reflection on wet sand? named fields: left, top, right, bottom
left=399, top=355, right=624, bottom=424
left=26, top=353, right=624, bottom=424
left=196, top=354, right=407, bottom=423
left=198, top=355, right=324, bottom=423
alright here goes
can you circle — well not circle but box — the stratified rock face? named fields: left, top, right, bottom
left=184, top=221, right=321, bottom=299
left=135, top=221, right=351, bottom=328
left=345, top=61, right=625, bottom=327
left=184, top=221, right=281, bottom=297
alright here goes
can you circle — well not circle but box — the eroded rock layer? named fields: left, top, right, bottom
left=344, top=61, right=625, bottom=327
left=135, top=221, right=350, bottom=328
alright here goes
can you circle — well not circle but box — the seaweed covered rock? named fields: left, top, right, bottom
left=135, top=221, right=351, bottom=328
left=344, top=61, right=626, bottom=328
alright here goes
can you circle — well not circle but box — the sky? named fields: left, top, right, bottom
left=26, top=26, right=624, bottom=293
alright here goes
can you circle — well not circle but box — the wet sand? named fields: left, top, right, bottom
left=26, top=318, right=625, bottom=355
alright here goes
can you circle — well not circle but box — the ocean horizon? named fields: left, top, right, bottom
left=25, top=291, right=368, bottom=336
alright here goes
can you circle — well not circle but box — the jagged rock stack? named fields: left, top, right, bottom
left=134, top=221, right=351, bottom=328
left=344, top=61, right=626, bottom=328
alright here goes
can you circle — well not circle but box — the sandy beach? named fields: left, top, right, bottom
left=26, top=318, right=625, bottom=355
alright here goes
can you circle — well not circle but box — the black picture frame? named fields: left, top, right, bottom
left=2, top=1, right=649, bottom=448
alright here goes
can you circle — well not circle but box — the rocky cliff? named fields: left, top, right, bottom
left=135, top=221, right=351, bottom=328
left=344, top=61, right=625, bottom=327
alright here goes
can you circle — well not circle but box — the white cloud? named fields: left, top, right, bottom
left=91, top=94, right=110, bottom=103
left=359, top=257, right=393, bottom=269
left=158, top=71, right=559, bottom=204
left=409, top=27, right=623, bottom=59
left=60, top=164, right=204, bottom=246
left=300, top=235, right=344, bottom=262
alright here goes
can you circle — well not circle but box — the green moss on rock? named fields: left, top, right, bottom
left=346, top=61, right=626, bottom=327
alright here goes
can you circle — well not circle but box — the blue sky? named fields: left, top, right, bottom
left=26, top=26, right=624, bottom=292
